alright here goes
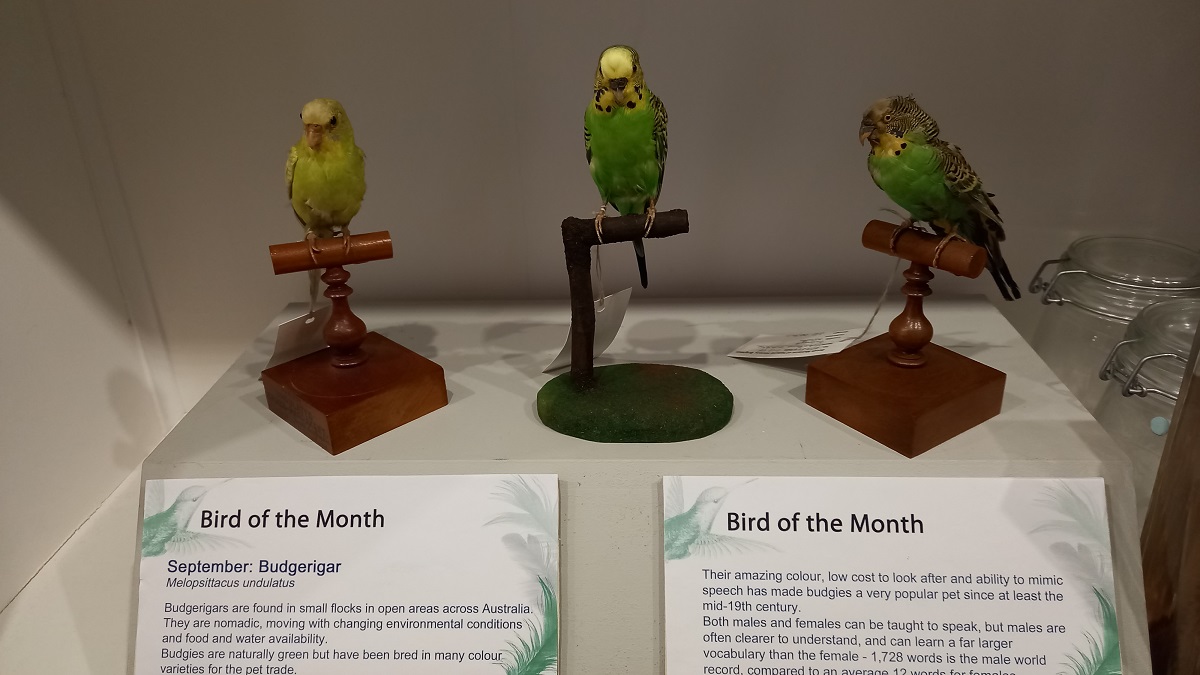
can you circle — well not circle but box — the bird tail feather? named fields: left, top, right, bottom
left=981, top=223, right=1020, bottom=301
left=633, top=238, right=648, bottom=289
left=996, top=253, right=1020, bottom=300
left=963, top=203, right=1020, bottom=301
left=308, top=269, right=320, bottom=313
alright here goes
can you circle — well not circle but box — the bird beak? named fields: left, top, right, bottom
left=858, top=123, right=874, bottom=146
left=609, top=78, right=628, bottom=103
left=305, top=124, right=324, bottom=149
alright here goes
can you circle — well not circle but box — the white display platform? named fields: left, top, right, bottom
left=0, top=298, right=1151, bottom=673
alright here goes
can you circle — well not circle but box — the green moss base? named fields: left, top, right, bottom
left=537, top=363, right=733, bottom=443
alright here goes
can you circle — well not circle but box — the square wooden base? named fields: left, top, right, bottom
left=261, top=332, right=448, bottom=455
left=805, top=334, right=1005, bottom=458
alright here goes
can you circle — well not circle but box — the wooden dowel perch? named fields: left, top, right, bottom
left=269, top=231, right=393, bottom=275
left=862, top=220, right=986, bottom=279
left=561, top=209, right=690, bottom=387
left=861, top=221, right=987, bottom=367
left=267, top=230, right=393, bottom=368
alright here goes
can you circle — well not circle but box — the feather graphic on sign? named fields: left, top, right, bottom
left=486, top=477, right=559, bottom=674
left=664, top=479, right=777, bottom=561
left=1026, top=482, right=1121, bottom=674
left=141, top=480, right=246, bottom=558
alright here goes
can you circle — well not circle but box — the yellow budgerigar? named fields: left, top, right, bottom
left=285, top=98, right=365, bottom=308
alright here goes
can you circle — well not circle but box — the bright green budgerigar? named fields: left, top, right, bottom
left=859, top=95, right=1020, bottom=300
left=584, top=45, right=668, bottom=288
left=285, top=98, right=366, bottom=308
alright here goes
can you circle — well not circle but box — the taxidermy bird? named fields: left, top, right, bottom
left=859, top=95, right=1020, bottom=300
left=584, top=45, right=668, bottom=289
left=285, top=98, right=366, bottom=309
left=141, top=482, right=243, bottom=557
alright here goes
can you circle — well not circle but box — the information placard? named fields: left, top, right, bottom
left=136, top=475, right=559, bottom=674
left=663, top=476, right=1121, bottom=675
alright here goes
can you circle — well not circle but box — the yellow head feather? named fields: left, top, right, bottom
left=298, top=98, right=354, bottom=151
left=591, top=45, right=647, bottom=112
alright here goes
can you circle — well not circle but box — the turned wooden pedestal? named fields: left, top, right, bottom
left=262, top=332, right=447, bottom=455
left=805, top=221, right=1006, bottom=458
left=262, top=233, right=448, bottom=455
left=807, top=334, right=1005, bottom=457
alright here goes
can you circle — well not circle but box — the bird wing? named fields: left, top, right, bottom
left=351, top=144, right=367, bottom=202
left=144, top=480, right=165, bottom=516
left=689, top=532, right=779, bottom=558
left=664, top=477, right=685, bottom=520
left=935, top=141, right=1003, bottom=227
left=934, top=140, right=1020, bottom=300
left=583, top=114, right=593, bottom=166
left=167, top=529, right=249, bottom=555
left=285, top=144, right=309, bottom=228
left=649, top=90, right=668, bottom=192
left=285, top=144, right=299, bottom=200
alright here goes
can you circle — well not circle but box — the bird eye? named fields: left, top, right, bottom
left=329, top=116, right=337, bottom=127
left=632, top=65, right=637, bottom=73
left=883, top=114, right=892, bottom=121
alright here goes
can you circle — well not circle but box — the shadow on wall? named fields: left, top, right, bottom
left=107, top=369, right=165, bottom=471
left=0, top=2, right=134, bottom=320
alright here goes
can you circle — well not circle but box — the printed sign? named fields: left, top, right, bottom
left=663, top=476, right=1120, bottom=675
left=136, top=475, right=559, bottom=674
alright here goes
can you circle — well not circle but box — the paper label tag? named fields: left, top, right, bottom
left=728, top=328, right=859, bottom=359
left=266, top=306, right=333, bottom=368
left=543, top=288, right=633, bottom=372
left=663, top=476, right=1120, bottom=675
left=135, top=475, right=560, bottom=674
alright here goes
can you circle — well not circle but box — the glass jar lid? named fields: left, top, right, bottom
left=1101, top=297, right=1200, bottom=400
left=1034, top=236, right=1200, bottom=321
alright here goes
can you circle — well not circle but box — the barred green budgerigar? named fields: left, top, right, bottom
left=859, top=95, right=1020, bottom=300
left=584, top=45, right=668, bottom=289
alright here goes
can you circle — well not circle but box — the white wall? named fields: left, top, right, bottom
left=0, top=0, right=166, bottom=608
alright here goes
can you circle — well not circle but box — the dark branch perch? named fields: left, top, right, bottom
left=562, top=209, right=690, bottom=248
left=561, top=209, right=690, bottom=387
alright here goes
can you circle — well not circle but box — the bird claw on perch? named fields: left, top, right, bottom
left=593, top=203, right=608, bottom=244
left=643, top=202, right=657, bottom=237
left=931, top=233, right=967, bottom=268
left=889, top=218, right=916, bottom=253
left=304, top=230, right=321, bottom=265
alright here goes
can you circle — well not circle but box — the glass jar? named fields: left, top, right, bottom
left=1094, top=298, right=1200, bottom=523
left=1029, top=236, right=1200, bottom=412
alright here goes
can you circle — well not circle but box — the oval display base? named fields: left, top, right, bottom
left=537, top=363, right=733, bottom=443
